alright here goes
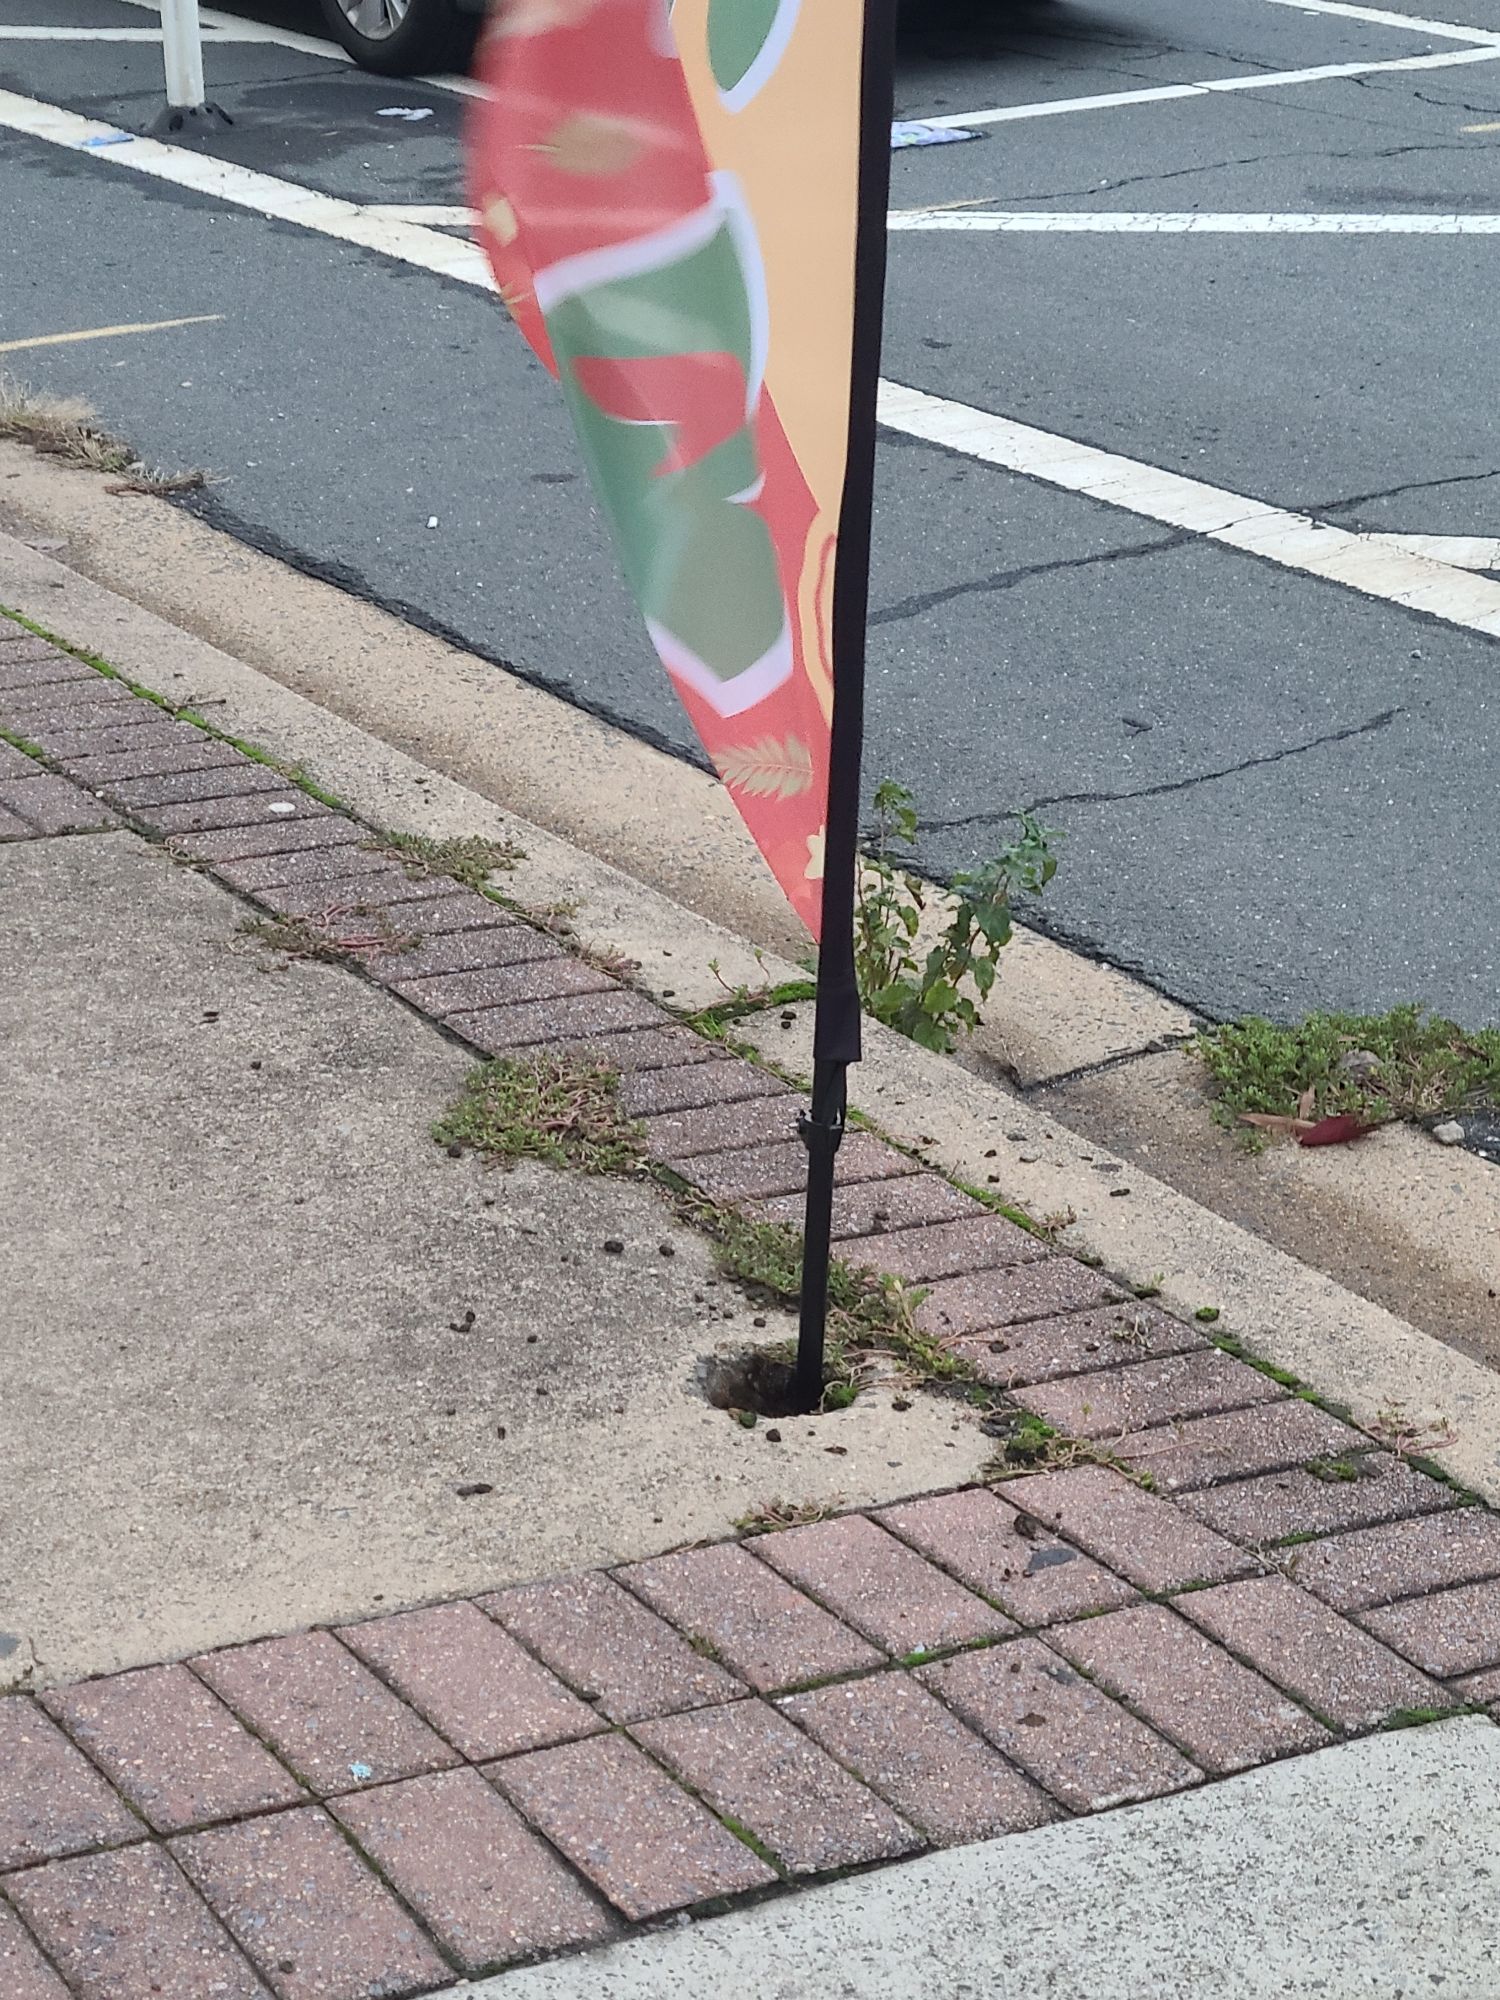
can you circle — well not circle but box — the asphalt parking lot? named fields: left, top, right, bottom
left=2, top=0, right=1497, bottom=1026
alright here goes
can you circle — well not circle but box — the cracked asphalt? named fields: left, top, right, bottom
left=1, top=0, right=1497, bottom=1025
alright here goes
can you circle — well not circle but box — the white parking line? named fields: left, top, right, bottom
left=1256, top=0, right=1500, bottom=47
left=926, top=44, right=1500, bottom=129
left=362, top=204, right=477, bottom=227
left=877, top=382, right=1500, bottom=638
left=0, top=88, right=492, bottom=287
left=890, top=208, right=1500, bottom=232
left=1, top=84, right=1496, bottom=646
left=1366, top=533, right=1500, bottom=570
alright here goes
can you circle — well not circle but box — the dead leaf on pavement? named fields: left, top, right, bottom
left=1299, top=1113, right=1380, bottom=1148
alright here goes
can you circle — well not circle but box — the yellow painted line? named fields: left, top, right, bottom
left=0, top=313, right=223, bottom=355
left=1462, top=120, right=1500, bottom=132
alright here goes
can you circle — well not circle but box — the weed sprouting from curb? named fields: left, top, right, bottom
left=1, top=377, right=134, bottom=474
left=685, top=978, right=818, bottom=1040
left=433, top=1055, right=644, bottom=1176
left=0, top=375, right=209, bottom=490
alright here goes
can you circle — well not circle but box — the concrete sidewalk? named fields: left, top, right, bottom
left=3, top=614, right=1499, bottom=2000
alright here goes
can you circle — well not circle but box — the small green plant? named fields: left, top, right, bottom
left=1197, top=1004, right=1500, bottom=1139
left=433, top=1055, right=642, bottom=1175
left=1194, top=1306, right=1221, bottom=1324
left=853, top=779, right=1059, bottom=1055
left=377, top=830, right=522, bottom=889
left=1304, top=1453, right=1365, bottom=1484
left=986, top=1409, right=1060, bottom=1469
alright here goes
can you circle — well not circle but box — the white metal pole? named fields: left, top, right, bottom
left=160, top=0, right=205, bottom=111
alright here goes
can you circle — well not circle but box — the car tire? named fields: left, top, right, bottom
left=316, top=0, right=476, bottom=75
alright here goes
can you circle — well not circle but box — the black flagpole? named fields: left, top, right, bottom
left=795, top=0, right=898, bottom=1414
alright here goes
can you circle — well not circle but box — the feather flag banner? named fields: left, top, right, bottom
left=467, top=0, right=894, bottom=944
left=468, top=0, right=897, bottom=1409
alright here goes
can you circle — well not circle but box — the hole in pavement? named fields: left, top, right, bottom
left=699, top=1348, right=805, bottom=1420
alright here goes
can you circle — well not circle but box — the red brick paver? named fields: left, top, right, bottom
left=1178, top=1576, right=1452, bottom=1730
left=147, top=790, right=325, bottom=836
left=877, top=1485, right=1136, bottom=1626
left=839, top=1211, right=1050, bottom=1284
left=103, top=763, right=293, bottom=811
left=331, top=1767, right=616, bottom=1973
left=0, top=774, right=116, bottom=835
left=0, top=1699, right=142, bottom=1872
left=640, top=1093, right=800, bottom=1161
left=1361, top=1577, right=1500, bottom=1678
left=917, top=1262, right=1118, bottom=1339
left=955, top=1300, right=1208, bottom=1389
left=1286, top=1508, right=1500, bottom=1613
left=1179, top=1453, right=1457, bottom=1546
left=1452, top=1664, right=1500, bottom=1707
left=811, top=1172, right=984, bottom=1238
left=919, top=1638, right=1199, bottom=1811
left=0, top=1899, right=71, bottom=1999
left=391, top=956, right=614, bottom=1017
left=55, top=734, right=247, bottom=780
left=448, top=988, right=665, bottom=1054
left=634, top=1701, right=920, bottom=1875
left=1116, top=1398, right=1366, bottom=1492
left=337, top=1601, right=599, bottom=1761
left=8, top=1843, right=267, bottom=2000
left=214, top=846, right=394, bottom=896
left=171, top=815, right=358, bottom=867
left=174, top=1808, right=447, bottom=2000
left=42, top=1666, right=304, bottom=1835
left=675, top=1132, right=917, bottom=1205
left=616, top=1541, right=882, bottom=1691
left=1050, top=1603, right=1331, bottom=1774
left=482, top=1570, right=746, bottom=1723
left=490, top=1733, right=775, bottom=1919
left=371, top=922, right=552, bottom=984
left=752, top=1513, right=1014, bottom=1655
left=1011, top=1348, right=1284, bottom=1439
left=615, top=1060, right=788, bottom=1118
left=504, top=1023, right=722, bottom=1073
left=779, top=1674, right=1058, bottom=1846
left=191, top=1631, right=460, bottom=1796
left=999, top=1464, right=1255, bottom=1592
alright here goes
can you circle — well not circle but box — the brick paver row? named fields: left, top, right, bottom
left=5, top=626, right=1500, bottom=1994
left=5, top=1446, right=1496, bottom=1994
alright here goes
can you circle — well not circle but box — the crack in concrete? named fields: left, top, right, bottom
left=870, top=530, right=1191, bottom=627
left=911, top=706, right=1406, bottom=834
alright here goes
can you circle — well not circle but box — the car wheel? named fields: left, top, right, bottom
left=317, top=0, right=475, bottom=75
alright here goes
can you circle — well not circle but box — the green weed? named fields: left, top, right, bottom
left=376, top=830, right=522, bottom=889
left=1197, top=1004, right=1500, bottom=1137
left=433, top=1055, right=643, bottom=1175
left=854, top=778, right=1059, bottom=1055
